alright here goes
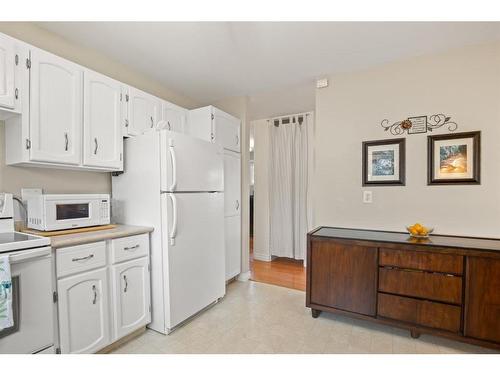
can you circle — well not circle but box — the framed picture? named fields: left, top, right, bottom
left=362, top=138, right=405, bottom=186
left=427, top=131, right=480, bottom=185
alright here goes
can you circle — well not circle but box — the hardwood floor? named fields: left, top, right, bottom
left=249, top=237, right=306, bottom=291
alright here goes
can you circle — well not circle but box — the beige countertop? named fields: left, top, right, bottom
left=48, top=224, right=154, bottom=249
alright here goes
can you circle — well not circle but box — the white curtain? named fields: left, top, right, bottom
left=269, top=114, right=309, bottom=260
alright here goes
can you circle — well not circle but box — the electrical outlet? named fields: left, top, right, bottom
left=363, top=191, right=373, bottom=203
left=21, top=188, right=42, bottom=202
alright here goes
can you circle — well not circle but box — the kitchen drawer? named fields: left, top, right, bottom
left=377, top=293, right=461, bottom=333
left=111, top=234, right=149, bottom=264
left=378, top=267, right=462, bottom=304
left=57, top=241, right=106, bottom=278
left=379, top=248, right=463, bottom=275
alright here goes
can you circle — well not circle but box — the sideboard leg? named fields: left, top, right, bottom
left=410, top=329, right=421, bottom=339
left=311, top=309, right=321, bottom=318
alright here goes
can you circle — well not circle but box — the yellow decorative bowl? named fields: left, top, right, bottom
left=406, top=226, right=434, bottom=238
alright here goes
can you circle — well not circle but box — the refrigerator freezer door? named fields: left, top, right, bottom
left=160, top=130, right=224, bottom=192
left=161, top=192, right=225, bottom=330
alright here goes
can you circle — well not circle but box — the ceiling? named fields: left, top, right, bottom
left=38, top=22, right=500, bottom=104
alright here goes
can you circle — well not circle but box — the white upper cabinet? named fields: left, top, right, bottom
left=160, top=100, right=187, bottom=133
left=0, top=33, right=16, bottom=110
left=125, top=86, right=160, bottom=136
left=29, top=48, right=83, bottom=165
left=213, top=108, right=241, bottom=153
left=187, top=106, right=241, bottom=152
left=83, top=70, right=123, bottom=169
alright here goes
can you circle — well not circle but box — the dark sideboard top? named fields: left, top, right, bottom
left=310, top=227, right=500, bottom=253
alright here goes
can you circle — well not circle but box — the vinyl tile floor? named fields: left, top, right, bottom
left=111, top=280, right=498, bottom=354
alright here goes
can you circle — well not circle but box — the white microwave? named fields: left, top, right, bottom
left=27, top=194, right=110, bottom=231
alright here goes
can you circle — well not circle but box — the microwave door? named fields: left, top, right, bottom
left=46, top=199, right=99, bottom=230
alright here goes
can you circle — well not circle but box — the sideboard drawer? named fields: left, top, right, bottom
left=378, top=293, right=461, bottom=333
left=378, top=267, right=462, bottom=304
left=57, top=241, right=107, bottom=278
left=379, top=248, right=463, bottom=275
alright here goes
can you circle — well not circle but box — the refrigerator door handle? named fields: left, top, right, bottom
left=168, top=193, right=178, bottom=245
left=169, top=141, right=177, bottom=191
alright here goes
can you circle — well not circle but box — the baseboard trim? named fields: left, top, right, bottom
left=237, top=271, right=251, bottom=281
left=253, top=252, right=272, bottom=262
left=98, top=326, right=146, bottom=354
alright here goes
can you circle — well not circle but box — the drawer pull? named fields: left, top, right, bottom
left=92, top=285, right=97, bottom=305
left=72, top=254, right=94, bottom=262
left=123, top=244, right=140, bottom=251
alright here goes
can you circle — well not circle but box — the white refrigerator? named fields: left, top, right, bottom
left=112, top=130, right=225, bottom=334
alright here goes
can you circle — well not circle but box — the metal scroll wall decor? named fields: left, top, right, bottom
left=380, top=114, right=458, bottom=136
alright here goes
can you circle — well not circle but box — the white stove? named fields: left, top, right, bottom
left=0, top=232, right=50, bottom=253
left=0, top=193, right=54, bottom=354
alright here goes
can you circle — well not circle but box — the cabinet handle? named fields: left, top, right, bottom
left=15, top=88, right=18, bottom=100
left=15, top=54, right=19, bottom=66
left=123, top=244, right=140, bottom=251
left=125, top=119, right=129, bottom=128
left=64, top=133, right=69, bottom=151
left=123, top=275, right=128, bottom=293
left=94, top=138, right=99, bottom=155
left=167, top=121, right=171, bottom=130
left=235, top=134, right=239, bottom=145
left=72, top=254, right=94, bottom=262
left=150, top=116, right=154, bottom=128
left=235, top=200, right=240, bottom=210
left=92, top=285, right=97, bottom=305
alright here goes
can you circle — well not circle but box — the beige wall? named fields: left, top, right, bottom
left=0, top=22, right=199, bottom=197
left=314, top=41, right=500, bottom=238
left=248, top=82, right=315, bottom=121
left=211, top=96, right=251, bottom=276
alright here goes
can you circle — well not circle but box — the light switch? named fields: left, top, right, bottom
left=363, top=191, right=373, bottom=203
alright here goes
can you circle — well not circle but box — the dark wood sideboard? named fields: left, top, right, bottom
left=306, top=227, right=500, bottom=350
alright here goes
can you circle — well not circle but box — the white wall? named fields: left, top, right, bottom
left=313, top=41, right=500, bottom=238
left=0, top=22, right=199, bottom=197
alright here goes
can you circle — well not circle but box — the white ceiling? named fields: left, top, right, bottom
left=38, top=22, right=500, bottom=104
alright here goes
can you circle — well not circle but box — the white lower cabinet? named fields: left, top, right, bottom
left=57, top=268, right=110, bottom=354
left=56, top=233, right=151, bottom=354
left=225, top=215, right=241, bottom=281
left=111, top=257, right=151, bottom=340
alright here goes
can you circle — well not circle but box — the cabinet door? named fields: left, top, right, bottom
left=127, top=86, right=159, bottom=136
left=214, top=109, right=240, bottom=152
left=0, top=33, right=15, bottom=109
left=29, top=48, right=83, bottom=165
left=83, top=70, right=123, bottom=169
left=161, top=100, right=187, bottom=133
left=309, top=239, right=378, bottom=316
left=465, top=257, right=500, bottom=343
left=225, top=215, right=241, bottom=281
left=224, top=151, right=241, bottom=217
left=111, top=257, right=151, bottom=340
left=57, top=268, right=110, bottom=354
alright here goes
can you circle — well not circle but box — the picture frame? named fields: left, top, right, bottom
left=407, top=115, right=428, bottom=134
left=427, top=131, right=480, bottom=185
left=362, top=138, right=405, bottom=186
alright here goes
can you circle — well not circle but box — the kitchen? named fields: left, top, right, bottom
left=0, top=10, right=500, bottom=374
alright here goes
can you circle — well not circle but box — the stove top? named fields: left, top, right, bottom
left=0, top=231, right=50, bottom=253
